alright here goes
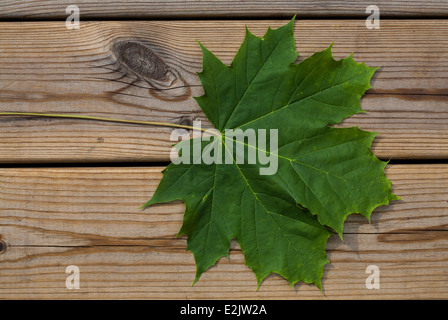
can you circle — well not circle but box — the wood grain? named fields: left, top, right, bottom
left=0, top=0, right=448, bottom=19
left=0, top=20, right=447, bottom=163
left=0, top=165, right=446, bottom=299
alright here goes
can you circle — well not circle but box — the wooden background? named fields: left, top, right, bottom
left=0, top=1, right=447, bottom=299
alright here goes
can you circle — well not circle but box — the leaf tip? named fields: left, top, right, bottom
left=315, top=280, right=324, bottom=293
left=255, top=278, right=264, bottom=291
left=289, top=280, right=296, bottom=289
left=244, top=24, right=250, bottom=35
left=192, top=269, right=203, bottom=286
left=195, top=39, right=203, bottom=47
left=289, top=14, right=297, bottom=25
left=139, top=201, right=151, bottom=210
left=196, top=40, right=214, bottom=57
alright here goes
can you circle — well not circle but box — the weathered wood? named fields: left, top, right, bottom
left=0, top=0, right=448, bottom=19
left=1, top=20, right=447, bottom=163
left=0, top=165, right=446, bottom=299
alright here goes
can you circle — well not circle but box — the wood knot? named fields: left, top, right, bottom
left=176, top=116, right=193, bottom=127
left=111, top=40, right=191, bottom=102
left=0, top=238, right=6, bottom=254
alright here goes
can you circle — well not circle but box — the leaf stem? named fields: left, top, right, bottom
left=0, top=112, right=215, bottom=134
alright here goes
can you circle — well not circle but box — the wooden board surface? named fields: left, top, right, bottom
left=0, top=165, right=446, bottom=299
left=1, top=0, right=448, bottom=19
left=1, top=20, right=448, bottom=163
left=0, top=6, right=446, bottom=301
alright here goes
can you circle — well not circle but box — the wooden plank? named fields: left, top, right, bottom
left=1, top=20, right=448, bottom=163
left=0, top=165, right=446, bottom=299
left=1, top=0, right=448, bottom=19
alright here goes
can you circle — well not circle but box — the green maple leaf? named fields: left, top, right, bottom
left=142, top=17, right=399, bottom=289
